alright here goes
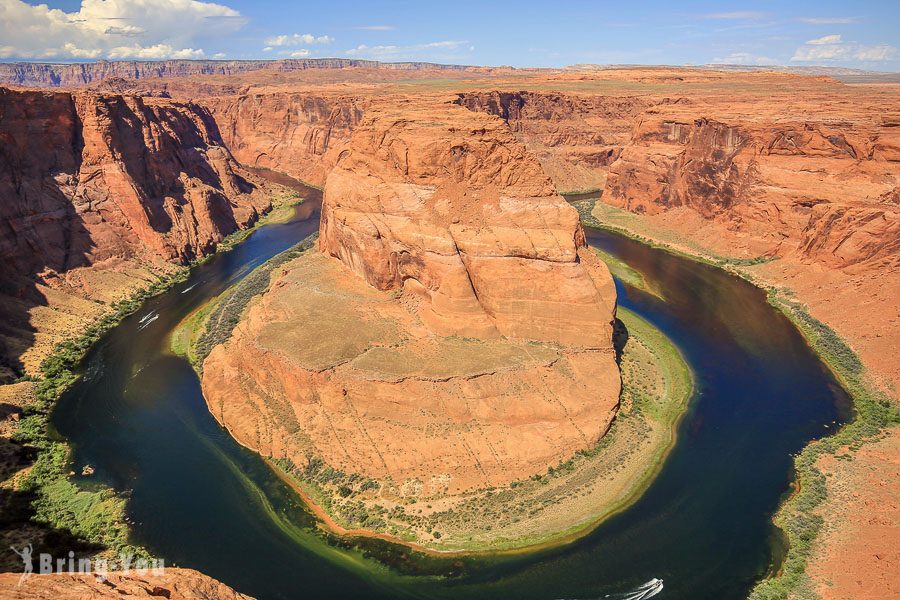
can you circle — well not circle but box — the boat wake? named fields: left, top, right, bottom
left=558, top=578, right=663, bottom=600
left=181, top=282, right=200, bottom=294
left=138, top=314, right=159, bottom=331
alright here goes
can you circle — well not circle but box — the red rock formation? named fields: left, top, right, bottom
left=200, top=98, right=620, bottom=504
left=319, top=99, right=617, bottom=346
left=204, top=92, right=366, bottom=187
left=456, top=91, right=649, bottom=192
left=0, top=88, right=268, bottom=270
left=604, top=111, right=900, bottom=268
left=0, top=86, right=270, bottom=379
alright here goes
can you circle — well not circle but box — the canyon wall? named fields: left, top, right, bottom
left=0, top=59, right=472, bottom=88
left=0, top=87, right=270, bottom=379
left=319, top=99, right=617, bottom=346
left=203, top=93, right=366, bottom=186
left=459, top=89, right=900, bottom=271
left=456, top=91, right=651, bottom=192
left=604, top=110, right=900, bottom=269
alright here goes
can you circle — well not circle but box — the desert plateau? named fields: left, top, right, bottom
left=0, top=2, right=898, bottom=599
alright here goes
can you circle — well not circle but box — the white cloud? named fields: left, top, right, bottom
left=853, top=45, right=898, bottom=61
left=792, top=35, right=898, bottom=62
left=0, top=0, right=245, bottom=60
left=108, top=44, right=204, bottom=59
left=277, top=49, right=311, bottom=58
left=345, top=40, right=470, bottom=60
left=799, top=17, right=860, bottom=25
left=711, top=52, right=777, bottom=66
left=264, top=33, right=332, bottom=47
left=808, top=34, right=843, bottom=45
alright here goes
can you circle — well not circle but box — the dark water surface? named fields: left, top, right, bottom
left=52, top=194, right=850, bottom=600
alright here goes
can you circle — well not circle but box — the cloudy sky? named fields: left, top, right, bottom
left=0, top=0, right=897, bottom=70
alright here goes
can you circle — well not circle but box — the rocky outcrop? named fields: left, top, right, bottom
left=0, top=59, right=472, bottom=89
left=604, top=111, right=900, bottom=268
left=0, top=569, right=253, bottom=599
left=0, top=87, right=268, bottom=271
left=457, top=91, right=650, bottom=192
left=200, top=99, right=620, bottom=517
left=0, top=87, right=270, bottom=379
left=319, top=99, right=617, bottom=346
left=458, top=88, right=899, bottom=270
left=203, top=93, right=366, bottom=187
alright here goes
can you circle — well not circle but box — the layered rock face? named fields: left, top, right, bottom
left=0, top=87, right=267, bottom=274
left=604, top=112, right=900, bottom=269
left=204, top=93, right=366, bottom=186
left=0, top=87, right=269, bottom=378
left=0, top=59, right=471, bottom=88
left=201, top=100, right=620, bottom=498
left=456, top=91, right=649, bottom=193
left=459, top=87, right=899, bottom=271
left=320, top=100, right=617, bottom=346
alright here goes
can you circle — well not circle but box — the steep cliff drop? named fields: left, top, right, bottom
left=456, top=82, right=900, bottom=392
left=199, top=99, right=621, bottom=547
left=203, top=92, right=366, bottom=187
left=0, top=87, right=271, bottom=380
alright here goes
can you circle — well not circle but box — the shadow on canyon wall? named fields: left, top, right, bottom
left=0, top=91, right=93, bottom=382
left=0, top=89, right=264, bottom=383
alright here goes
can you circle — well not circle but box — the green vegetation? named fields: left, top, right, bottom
left=592, top=247, right=664, bottom=300
left=203, top=191, right=304, bottom=257
left=748, top=294, right=899, bottom=600
left=11, top=268, right=190, bottom=561
left=174, top=233, right=318, bottom=371
left=587, top=199, right=776, bottom=269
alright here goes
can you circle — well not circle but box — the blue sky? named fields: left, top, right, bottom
left=1, top=0, right=898, bottom=70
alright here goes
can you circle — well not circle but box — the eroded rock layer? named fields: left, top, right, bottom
left=603, top=111, right=900, bottom=268
left=319, top=100, right=617, bottom=347
left=204, top=92, right=366, bottom=186
left=201, top=100, right=620, bottom=497
left=0, top=87, right=270, bottom=378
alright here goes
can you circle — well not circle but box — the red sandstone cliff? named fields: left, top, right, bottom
left=603, top=112, right=900, bottom=269
left=320, top=98, right=617, bottom=346
left=203, top=92, right=366, bottom=187
left=456, top=91, right=650, bottom=192
left=458, top=88, right=900, bottom=271
left=0, top=87, right=270, bottom=379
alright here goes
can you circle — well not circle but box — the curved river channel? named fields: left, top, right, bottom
left=52, top=187, right=850, bottom=600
